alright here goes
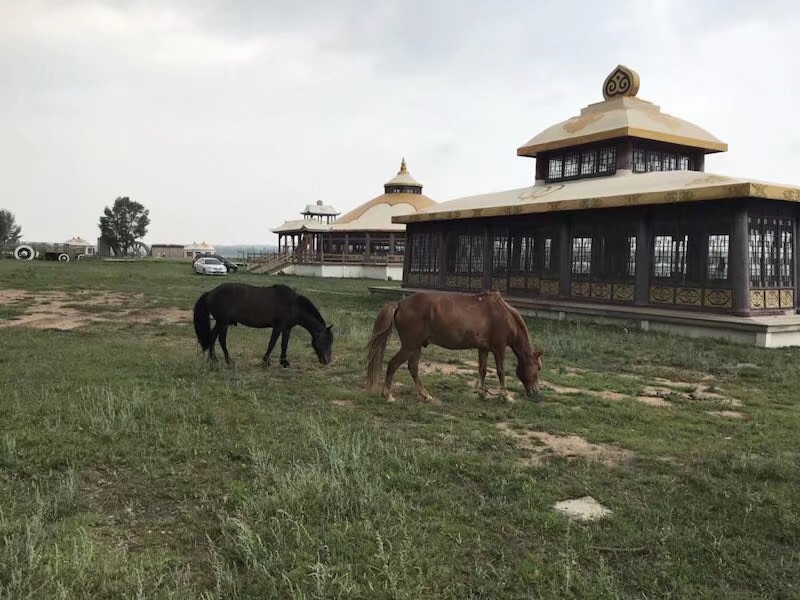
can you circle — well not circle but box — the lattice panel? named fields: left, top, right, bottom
left=590, top=283, right=612, bottom=300
left=676, top=287, right=702, bottom=306
left=750, top=290, right=765, bottom=309
left=571, top=282, right=590, bottom=297
left=612, top=284, right=634, bottom=302
left=540, top=280, right=559, bottom=296
left=703, top=289, right=732, bottom=309
left=650, top=286, right=675, bottom=304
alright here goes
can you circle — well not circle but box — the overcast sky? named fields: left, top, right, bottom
left=1, top=0, right=798, bottom=246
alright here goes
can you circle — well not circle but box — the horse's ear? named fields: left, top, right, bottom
left=328, top=324, right=334, bottom=331
left=534, top=350, right=544, bottom=358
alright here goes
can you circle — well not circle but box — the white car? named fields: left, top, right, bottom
left=194, top=257, right=228, bottom=276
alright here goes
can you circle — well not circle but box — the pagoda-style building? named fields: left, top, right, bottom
left=387, top=65, right=800, bottom=347
left=270, top=160, right=436, bottom=280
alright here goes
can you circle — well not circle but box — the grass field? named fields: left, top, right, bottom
left=0, top=259, right=798, bottom=599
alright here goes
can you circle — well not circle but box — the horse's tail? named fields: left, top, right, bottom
left=193, top=292, right=212, bottom=351
left=365, top=301, right=399, bottom=390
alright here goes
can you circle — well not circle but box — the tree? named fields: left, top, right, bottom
left=0, top=210, right=22, bottom=245
left=98, top=197, right=150, bottom=256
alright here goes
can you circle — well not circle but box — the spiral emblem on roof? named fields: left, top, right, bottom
left=603, top=65, right=640, bottom=100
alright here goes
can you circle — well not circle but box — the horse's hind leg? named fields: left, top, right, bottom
left=476, top=348, right=489, bottom=392
left=217, top=322, right=232, bottom=365
left=382, top=347, right=413, bottom=403
left=263, top=327, right=281, bottom=366
left=208, top=323, right=220, bottom=361
left=408, top=349, right=435, bottom=402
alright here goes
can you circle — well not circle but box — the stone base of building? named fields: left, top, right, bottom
left=282, top=263, right=403, bottom=281
left=368, top=286, right=800, bottom=348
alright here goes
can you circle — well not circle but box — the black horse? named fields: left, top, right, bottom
left=193, top=283, right=333, bottom=367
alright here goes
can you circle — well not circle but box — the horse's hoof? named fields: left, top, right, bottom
left=262, top=358, right=271, bottom=366
left=385, top=394, right=396, bottom=403
left=280, top=360, right=290, bottom=368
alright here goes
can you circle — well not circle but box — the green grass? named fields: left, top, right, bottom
left=0, top=259, right=799, bottom=598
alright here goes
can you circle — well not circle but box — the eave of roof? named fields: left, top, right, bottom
left=393, top=172, right=800, bottom=224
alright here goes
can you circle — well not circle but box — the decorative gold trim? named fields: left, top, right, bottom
left=675, top=287, right=702, bottom=306
left=445, top=275, right=459, bottom=288
left=704, top=289, right=732, bottom=309
left=394, top=181, right=792, bottom=224
left=750, top=290, right=765, bottom=309
left=780, top=289, right=794, bottom=308
left=612, top=284, right=634, bottom=302
left=590, top=283, right=612, bottom=300
left=540, top=280, right=559, bottom=296
left=571, top=282, right=591, bottom=297
left=649, top=286, right=675, bottom=304
left=516, top=126, right=728, bottom=157
left=469, top=277, right=483, bottom=290
left=765, top=290, right=780, bottom=309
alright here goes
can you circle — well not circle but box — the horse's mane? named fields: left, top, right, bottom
left=296, top=294, right=326, bottom=326
left=497, top=295, right=533, bottom=357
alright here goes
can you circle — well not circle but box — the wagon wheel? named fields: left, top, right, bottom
left=14, top=244, right=35, bottom=260
left=58, top=253, right=70, bottom=262
left=77, top=254, right=86, bottom=260
left=131, top=241, right=150, bottom=257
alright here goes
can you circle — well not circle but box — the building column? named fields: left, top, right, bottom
left=364, top=232, right=371, bottom=259
left=794, top=208, right=800, bottom=312
left=438, top=230, right=447, bottom=288
left=731, top=202, right=751, bottom=316
left=483, top=227, right=493, bottom=291
left=558, top=218, right=571, bottom=298
left=634, top=210, right=652, bottom=305
left=389, top=233, right=395, bottom=258
left=344, top=233, right=349, bottom=259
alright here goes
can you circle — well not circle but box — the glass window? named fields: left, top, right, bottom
left=571, top=237, right=592, bottom=276
left=548, top=158, right=563, bottom=180
left=563, top=153, right=580, bottom=178
left=580, top=150, right=597, bottom=175
left=706, top=234, right=729, bottom=280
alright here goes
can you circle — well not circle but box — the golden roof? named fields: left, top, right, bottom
left=393, top=171, right=800, bottom=224
left=517, top=65, right=727, bottom=156
left=271, top=219, right=332, bottom=234
left=384, top=158, right=422, bottom=188
left=330, top=160, right=435, bottom=231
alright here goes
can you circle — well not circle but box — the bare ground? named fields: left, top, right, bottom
left=0, top=289, right=189, bottom=330
left=496, top=422, right=634, bottom=467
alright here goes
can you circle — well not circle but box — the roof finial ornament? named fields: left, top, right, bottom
left=399, top=157, right=408, bottom=174
left=603, top=64, right=640, bottom=100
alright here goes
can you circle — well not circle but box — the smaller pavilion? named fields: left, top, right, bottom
left=270, top=160, right=436, bottom=279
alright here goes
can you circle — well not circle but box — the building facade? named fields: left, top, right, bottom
left=395, top=65, right=800, bottom=319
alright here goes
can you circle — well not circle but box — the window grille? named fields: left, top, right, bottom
left=749, top=214, right=794, bottom=288
left=546, top=146, right=616, bottom=182
left=706, top=235, right=729, bottom=280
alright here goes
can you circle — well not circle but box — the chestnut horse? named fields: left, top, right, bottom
left=366, top=291, right=542, bottom=402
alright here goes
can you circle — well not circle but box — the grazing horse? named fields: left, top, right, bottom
left=193, top=283, right=333, bottom=367
left=366, top=291, right=542, bottom=403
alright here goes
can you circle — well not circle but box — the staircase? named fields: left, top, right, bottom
left=247, top=252, right=293, bottom=275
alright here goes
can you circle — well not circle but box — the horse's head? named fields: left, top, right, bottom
left=311, top=324, right=334, bottom=364
left=516, top=350, right=543, bottom=400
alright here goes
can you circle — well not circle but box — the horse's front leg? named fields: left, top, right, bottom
left=263, top=327, right=281, bottom=366
left=492, top=348, right=514, bottom=402
left=279, top=327, right=293, bottom=368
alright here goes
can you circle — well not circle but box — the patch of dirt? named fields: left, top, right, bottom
left=542, top=381, right=654, bottom=406
left=553, top=496, right=612, bottom=521
left=707, top=410, right=745, bottom=419
left=331, top=399, right=355, bottom=409
left=0, top=289, right=31, bottom=304
left=496, top=422, right=633, bottom=467
left=0, top=289, right=189, bottom=330
left=419, top=360, right=474, bottom=376
left=635, top=395, right=672, bottom=407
